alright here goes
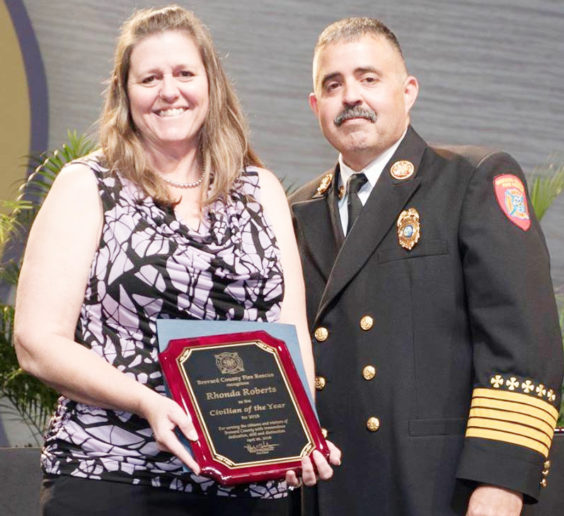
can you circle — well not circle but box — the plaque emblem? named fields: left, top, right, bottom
left=397, top=208, right=421, bottom=250
left=390, top=160, right=415, bottom=180
left=315, top=173, right=333, bottom=196
left=215, top=352, right=245, bottom=374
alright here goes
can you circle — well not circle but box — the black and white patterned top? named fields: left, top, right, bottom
left=41, top=154, right=288, bottom=498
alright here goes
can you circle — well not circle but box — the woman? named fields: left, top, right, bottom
left=14, top=5, right=338, bottom=515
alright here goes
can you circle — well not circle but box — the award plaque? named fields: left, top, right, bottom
left=159, top=330, right=329, bottom=485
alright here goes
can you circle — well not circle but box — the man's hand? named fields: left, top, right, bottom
left=466, top=485, right=523, bottom=516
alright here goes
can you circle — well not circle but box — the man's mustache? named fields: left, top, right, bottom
left=334, top=106, right=377, bottom=126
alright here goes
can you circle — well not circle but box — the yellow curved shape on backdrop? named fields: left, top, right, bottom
left=0, top=0, right=30, bottom=201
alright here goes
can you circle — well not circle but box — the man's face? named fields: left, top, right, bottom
left=309, top=35, right=418, bottom=171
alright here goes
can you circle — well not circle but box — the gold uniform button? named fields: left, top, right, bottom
left=360, top=315, right=374, bottom=331
left=315, top=376, right=326, bottom=391
left=314, top=327, right=329, bottom=342
left=366, top=417, right=380, bottom=432
left=540, top=478, right=548, bottom=488
left=321, top=427, right=328, bottom=438
left=362, top=365, right=377, bottom=380
left=544, top=460, right=551, bottom=469
left=542, top=469, right=550, bottom=477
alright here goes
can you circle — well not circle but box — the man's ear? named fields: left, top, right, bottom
left=308, top=92, right=319, bottom=117
left=403, top=75, right=419, bottom=113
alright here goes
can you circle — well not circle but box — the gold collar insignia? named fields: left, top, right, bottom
left=315, top=173, right=333, bottom=197
left=390, top=160, right=415, bottom=180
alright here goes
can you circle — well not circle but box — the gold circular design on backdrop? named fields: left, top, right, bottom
left=0, top=0, right=31, bottom=201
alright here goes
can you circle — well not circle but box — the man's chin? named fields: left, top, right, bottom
left=339, top=135, right=375, bottom=153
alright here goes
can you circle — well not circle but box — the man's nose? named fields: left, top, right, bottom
left=342, top=80, right=362, bottom=106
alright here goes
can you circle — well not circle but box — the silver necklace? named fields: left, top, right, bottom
left=159, top=173, right=203, bottom=189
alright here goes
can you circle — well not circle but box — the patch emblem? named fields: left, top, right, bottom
left=390, top=160, right=415, bottom=180
left=493, top=174, right=531, bottom=231
left=316, top=173, right=333, bottom=196
left=397, top=208, right=421, bottom=250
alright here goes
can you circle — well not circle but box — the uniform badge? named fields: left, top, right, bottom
left=397, top=208, right=421, bottom=250
left=493, top=174, right=531, bottom=231
left=315, top=173, right=333, bottom=196
left=338, top=185, right=345, bottom=199
left=390, top=160, right=415, bottom=180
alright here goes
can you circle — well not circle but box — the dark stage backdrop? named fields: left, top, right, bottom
left=21, top=0, right=564, bottom=288
left=0, top=0, right=562, bottom=447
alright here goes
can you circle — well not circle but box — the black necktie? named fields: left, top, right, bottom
left=346, top=173, right=368, bottom=233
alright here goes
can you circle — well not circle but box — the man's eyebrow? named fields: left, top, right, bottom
left=355, top=66, right=379, bottom=75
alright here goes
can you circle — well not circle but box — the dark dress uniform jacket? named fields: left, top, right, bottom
left=289, top=127, right=563, bottom=515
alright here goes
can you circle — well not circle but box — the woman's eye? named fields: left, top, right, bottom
left=141, top=76, right=156, bottom=85
left=178, top=70, right=194, bottom=79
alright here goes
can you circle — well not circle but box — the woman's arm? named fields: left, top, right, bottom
left=14, top=163, right=199, bottom=472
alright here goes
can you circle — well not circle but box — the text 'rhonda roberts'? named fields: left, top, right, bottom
left=206, top=386, right=278, bottom=400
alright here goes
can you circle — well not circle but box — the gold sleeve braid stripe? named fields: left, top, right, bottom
left=470, top=399, right=556, bottom=429
left=469, top=407, right=554, bottom=437
left=465, top=388, right=558, bottom=458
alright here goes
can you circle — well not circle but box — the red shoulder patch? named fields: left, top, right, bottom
left=493, top=174, right=531, bottom=231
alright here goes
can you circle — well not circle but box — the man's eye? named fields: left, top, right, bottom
left=325, top=82, right=340, bottom=92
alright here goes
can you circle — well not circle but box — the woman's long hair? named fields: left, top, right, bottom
left=99, top=4, right=262, bottom=206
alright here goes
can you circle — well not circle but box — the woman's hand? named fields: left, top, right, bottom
left=286, top=440, right=342, bottom=487
left=139, top=391, right=201, bottom=474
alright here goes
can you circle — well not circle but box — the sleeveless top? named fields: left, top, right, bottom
left=41, top=155, right=288, bottom=498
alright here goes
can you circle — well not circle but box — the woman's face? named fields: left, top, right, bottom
left=127, top=30, right=209, bottom=154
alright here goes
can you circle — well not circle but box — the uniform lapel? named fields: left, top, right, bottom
left=316, top=127, right=428, bottom=320
left=292, top=169, right=341, bottom=281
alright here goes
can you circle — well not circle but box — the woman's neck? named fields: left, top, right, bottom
left=145, top=140, right=202, bottom=181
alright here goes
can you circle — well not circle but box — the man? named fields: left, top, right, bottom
left=290, top=17, right=563, bottom=515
